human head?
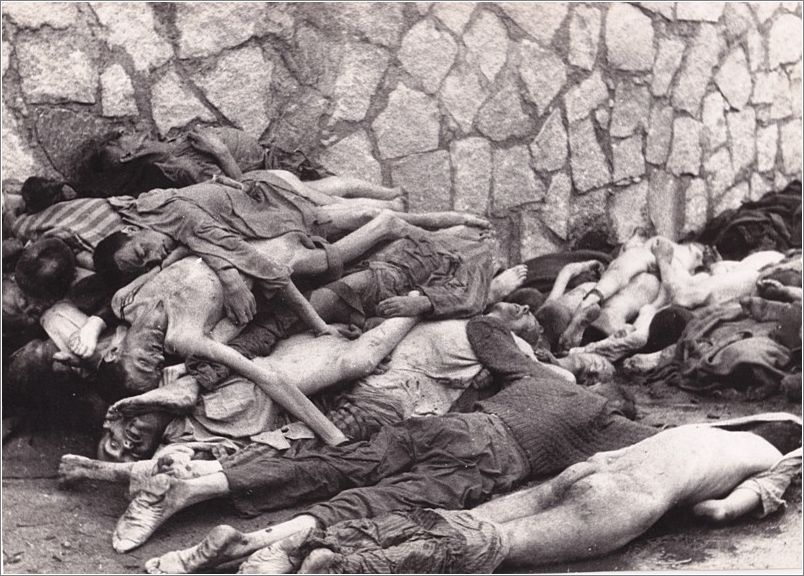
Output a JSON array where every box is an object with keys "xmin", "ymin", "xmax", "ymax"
[
  {"xmin": 20, "ymin": 177, "xmax": 77, "ymax": 214},
  {"xmin": 14, "ymin": 237, "xmax": 76, "ymax": 302},
  {"xmin": 98, "ymin": 301, "xmax": 168, "ymax": 397},
  {"xmin": 486, "ymin": 301, "xmax": 541, "ymax": 342},
  {"xmin": 505, "ymin": 287, "xmax": 546, "ymax": 312},
  {"xmin": 644, "ymin": 305, "xmax": 694, "ymax": 353},
  {"xmin": 97, "ymin": 411, "xmax": 172, "ymax": 462},
  {"xmin": 94, "ymin": 229, "xmax": 175, "ymax": 289},
  {"xmin": 2, "ymin": 275, "xmax": 46, "ymax": 331}
]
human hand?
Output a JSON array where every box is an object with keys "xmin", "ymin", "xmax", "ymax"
[
  {"xmin": 221, "ymin": 274, "xmax": 256, "ymax": 325},
  {"xmin": 314, "ymin": 324, "xmax": 343, "ymax": 339},
  {"xmin": 52, "ymin": 351, "xmax": 87, "ymax": 377},
  {"xmin": 188, "ymin": 129, "xmax": 227, "ymax": 157}
]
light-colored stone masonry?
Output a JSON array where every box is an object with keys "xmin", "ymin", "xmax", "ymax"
[{"xmin": 1, "ymin": 2, "xmax": 802, "ymax": 265}]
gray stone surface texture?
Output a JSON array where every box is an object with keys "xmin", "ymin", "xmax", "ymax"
[
  {"xmin": 492, "ymin": 145, "xmax": 545, "ymax": 214},
  {"xmin": 451, "ymin": 136, "xmax": 492, "ymax": 214},
  {"xmin": 605, "ymin": 3, "xmax": 655, "ymax": 71},
  {"xmin": 1, "ymin": 0, "xmax": 801, "ymax": 261},
  {"xmin": 667, "ymin": 116, "xmax": 703, "ymax": 176}
]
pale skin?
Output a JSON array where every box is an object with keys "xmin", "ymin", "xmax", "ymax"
[
  {"xmin": 557, "ymin": 236, "xmax": 704, "ymax": 353},
  {"xmin": 258, "ymin": 420, "xmax": 798, "ymax": 574}
]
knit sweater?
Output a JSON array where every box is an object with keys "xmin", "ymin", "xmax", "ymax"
[{"xmin": 468, "ymin": 316, "xmax": 656, "ymax": 477}]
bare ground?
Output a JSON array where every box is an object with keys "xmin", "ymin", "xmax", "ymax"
[{"xmin": 2, "ymin": 382, "xmax": 802, "ymax": 574}]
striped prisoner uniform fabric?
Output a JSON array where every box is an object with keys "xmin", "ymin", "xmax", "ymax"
[{"xmin": 10, "ymin": 198, "xmax": 125, "ymax": 252}]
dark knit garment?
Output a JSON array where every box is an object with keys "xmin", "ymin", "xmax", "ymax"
[{"xmin": 468, "ymin": 316, "xmax": 656, "ymax": 476}]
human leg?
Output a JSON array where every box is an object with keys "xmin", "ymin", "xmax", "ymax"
[
  {"xmin": 306, "ymin": 176, "xmax": 402, "ymax": 200},
  {"xmin": 590, "ymin": 273, "xmax": 662, "ymax": 336},
  {"xmin": 145, "ymin": 516, "xmax": 318, "ymax": 574}
]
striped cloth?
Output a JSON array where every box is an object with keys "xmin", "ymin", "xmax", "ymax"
[{"xmin": 9, "ymin": 197, "xmax": 125, "ymax": 252}]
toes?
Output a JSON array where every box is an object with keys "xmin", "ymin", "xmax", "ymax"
[{"xmin": 144, "ymin": 559, "xmax": 163, "ymax": 574}]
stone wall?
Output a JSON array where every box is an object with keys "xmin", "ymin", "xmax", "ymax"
[{"xmin": 2, "ymin": 2, "xmax": 802, "ymax": 266}]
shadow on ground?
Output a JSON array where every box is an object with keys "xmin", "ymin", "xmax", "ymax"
[{"xmin": 2, "ymin": 383, "xmax": 802, "ymax": 574}]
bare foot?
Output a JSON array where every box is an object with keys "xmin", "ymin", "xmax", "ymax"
[
  {"xmin": 58, "ymin": 454, "xmax": 143, "ymax": 489},
  {"xmin": 565, "ymin": 260, "xmax": 605, "ymax": 279},
  {"xmin": 113, "ymin": 473, "xmax": 194, "ymax": 552},
  {"xmin": 489, "ymin": 264, "xmax": 528, "ymax": 301},
  {"xmin": 376, "ymin": 295, "xmax": 432, "ymax": 317},
  {"xmin": 298, "ymin": 548, "xmax": 339, "ymax": 574},
  {"xmin": 557, "ymin": 302, "xmax": 601, "ymax": 354},
  {"xmin": 461, "ymin": 214, "xmax": 491, "ymax": 229},
  {"xmin": 238, "ymin": 530, "xmax": 311, "ymax": 574},
  {"xmin": 650, "ymin": 237, "xmax": 675, "ymax": 268},
  {"xmin": 111, "ymin": 386, "xmax": 197, "ymax": 418},
  {"xmin": 145, "ymin": 525, "xmax": 252, "ymax": 574},
  {"xmin": 692, "ymin": 500, "xmax": 733, "ymax": 523}
]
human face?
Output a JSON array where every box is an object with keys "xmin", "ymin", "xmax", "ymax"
[
  {"xmin": 488, "ymin": 302, "xmax": 540, "ymax": 336},
  {"xmin": 114, "ymin": 230, "xmax": 175, "ymax": 277},
  {"xmin": 98, "ymin": 412, "xmax": 166, "ymax": 462},
  {"xmin": 2, "ymin": 278, "xmax": 45, "ymax": 331}
]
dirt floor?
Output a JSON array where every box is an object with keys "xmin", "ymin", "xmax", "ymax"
[{"xmin": 2, "ymin": 382, "xmax": 802, "ymax": 574}]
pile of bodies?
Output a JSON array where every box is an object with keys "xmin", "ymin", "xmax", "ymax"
[{"xmin": 2, "ymin": 125, "xmax": 802, "ymax": 573}]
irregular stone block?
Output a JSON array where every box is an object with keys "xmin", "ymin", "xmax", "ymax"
[
  {"xmin": 757, "ymin": 124, "xmax": 779, "ymax": 172},
  {"xmin": 606, "ymin": 3, "xmax": 655, "ymax": 71},
  {"xmin": 289, "ymin": 24, "xmax": 343, "ymax": 90},
  {"xmin": 780, "ymin": 120, "xmax": 803, "ymax": 175},
  {"xmin": 33, "ymin": 108, "xmax": 114, "ymax": 181},
  {"xmin": 499, "ymin": 2, "xmax": 568, "ymax": 46},
  {"xmin": 319, "ymin": 3, "xmax": 405, "ymax": 48},
  {"xmin": 416, "ymin": 2, "xmax": 433, "ymax": 15},
  {"xmin": 569, "ymin": 5, "xmax": 601, "ymax": 70},
  {"xmin": 565, "ymin": 70, "xmax": 609, "ymax": 123},
  {"xmin": 151, "ymin": 69, "xmax": 215, "ymax": 136},
  {"xmin": 319, "ymin": 130, "xmax": 382, "ymax": 185},
  {"xmin": 769, "ymin": 14, "xmax": 803, "ymax": 68},
  {"xmin": 716, "ymin": 182, "xmax": 749, "ymax": 216},
  {"xmin": 92, "ymin": 3, "xmax": 172, "ymax": 71},
  {"xmin": 519, "ymin": 40, "xmax": 567, "ymax": 116},
  {"xmin": 790, "ymin": 62, "xmax": 803, "ymax": 119},
  {"xmin": 595, "ymin": 107, "xmax": 610, "ymax": 130},
  {"xmin": 672, "ymin": 24, "xmax": 724, "ymax": 116},
  {"xmin": 704, "ymin": 147, "xmax": 735, "ymax": 197},
  {"xmin": 751, "ymin": 71, "xmax": 779, "ymax": 104},
  {"xmin": 464, "ymin": 10, "xmax": 508, "ymax": 82},
  {"xmin": 2, "ymin": 2, "xmax": 77, "ymax": 29},
  {"xmin": 650, "ymin": 37, "xmax": 685, "ymax": 97},
  {"xmin": 2, "ymin": 104, "xmax": 39, "ymax": 184},
  {"xmin": 194, "ymin": 46, "xmax": 271, "ymax": 138},
  {"xmin": 609, "ymin": 181, "xmax": 649, "ymax": 243},
  {"xmin": 752, "ymin": 2, "xmax": 780, "ymax": 23},
  {"xmin": 373, "ymin": 84, "xmax": 440, "ymax": 159},
  {"xmin": 714, "ymin": 47, "xmax": 752, "ymax": 110},
  {"xmin": 570, "ymin": 187, "xmax": 611, "ymax": 242},
  {"xmin": 542, "ymin": 172, "xmax": 572, "ymax": 239},
  {"xmin": 750, "ymin": 173, "xmax": 771, "ymax": 200},
  {"xmin": 746, "ymin": 27, "xmax": 766, "ymax": 72},
  {"xmin": 330, "ymin": 43, "xmax": 390, "ymax": 122},
  {"xmin": 723, "ymin": 2, "xmax": 754, "ymax": 39},
  {"xmin": 667, "ymin": 117, "xmax": 703, "ymax": 176},
  {"xmin": 451, "ymin": 137, "xmax": 492, "ymax": 214},
  {"xmin": 645, "ymin": 102, "xmax": 673, "ymax": 165},
  {"xmin": 433, "ymin": 2, "xmax": 474, "ymax": 34},
  {"xmin": 610, "ymin": 81, "xmax": 650, "ymax": 137},
  {"xmin": 682, "ymin": 178, "xmax": 709, "ymax": 236},
  {"xmin": 16, "ymin": 32, "xmax": 97, "ymax": 104},
  {"xmin": 649, "ymin": 170, "xmax": 683, "ymax": 240},
  {"xmin": 638, "ymin": 3, "xmax": 675, "ymax": 19},
  {"xmin": 440, "ymin": 64, "xmax": 489, "ymax": 133},
  {"xmin": 2, "ymin": 41, "xmax": 9, "ymax": 77},
  {"xmin": 701, "ymin": 91, "xmax": 728, "ymax": 152},
  {"xmin": 612, "ymin": 135, "xmax": 645, "ymax": 182},
  {"xmin": 492, "ymin": 145, "xmax": 545, "ymax": 214},
  {"xmin": 521, "ymin": 211, "xmax": 563, "ymax": 260},
  {"xmin": 530, "ymin": 109, "xmax": 568, "ymax": 172},
  {"xmin": 100, "ymin": 64, "xmax": 137, "ymax": 118},
  {"xmin": 399, "ymin": 19, "xmax": 457, "ymax": 94},
  {"xmin": 391, "ymin": 150, "xmax": 451, "ymax": 212},
  {"xmin": 727, "ymin": 108, "xmax": 756, "ymax": 173},
  {"xmin": 477, "ymin": 74, "xmax": 535, "ymax": 142},
  {"xmin": 676, "ymin": 2, "xmax": 725, "ymax": 22},
  {"xmin": 270, "ymin": 89, "xmax": 328, "ymax": 151},
  {"xmin": 770, "ymin": 70, "xmax": 794, "ymax": 120},
  {"xmin": 569, "ymin": 118, "xmax": 611, "ymax": 192}
]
